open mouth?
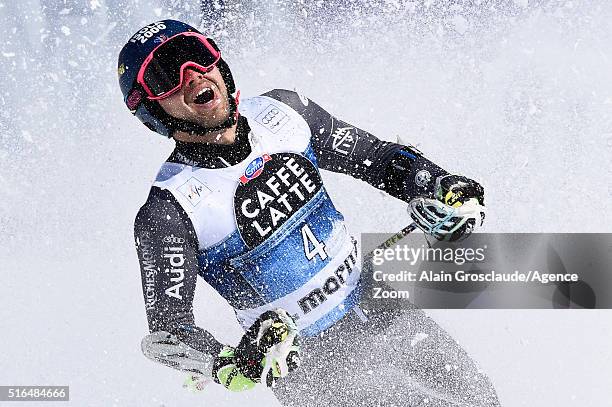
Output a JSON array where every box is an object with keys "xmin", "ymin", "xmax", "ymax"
[{"xmin": 194, "ymin": 87, "xmax": 215, "ymax": 105}]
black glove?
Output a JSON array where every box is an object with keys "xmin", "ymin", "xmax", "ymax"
[
  {"xmin": 212, "ymin": 309, "xmax": 300, "ymax": 391},
  {"xmin": 435, "ymin": 174, "xmax": 484, "ymax": 207}
]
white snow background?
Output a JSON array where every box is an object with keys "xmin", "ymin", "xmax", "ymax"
[{"xmin": 1, "ymin": 0, "xmax": 611, "ymax": 406}]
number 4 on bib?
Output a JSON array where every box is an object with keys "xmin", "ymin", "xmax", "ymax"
[{"xmin": 301, "ymin": 224, "xmax": 327, "ymax": 261}]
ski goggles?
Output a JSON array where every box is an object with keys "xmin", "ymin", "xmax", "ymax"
[{"xmin": 136, "ymin": 32, "xmax": 221, "ymax": 100}]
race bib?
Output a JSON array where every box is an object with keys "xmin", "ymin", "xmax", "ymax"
[{"xmin": 234, "ymin": 153, "xmax": 323, "ymax": 248}]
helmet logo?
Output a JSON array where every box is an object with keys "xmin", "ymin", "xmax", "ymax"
[
  {"xmin": 154, "ymin": 34, "xmax": 169, "ymax": 44},
  {"xmin": 240, "ymin": 154, "xmax": 272, "ymax": 184},
  {"xmin": 129, "ymin": 22, "xmax": 167, "ymax": 44},
  {"xmin": 118, "ymin": 63, "xmax": 126, "ymax": 76},
  {"xmin": 126, "ymin": 89, "xmax": 143, "ymax": 112}
]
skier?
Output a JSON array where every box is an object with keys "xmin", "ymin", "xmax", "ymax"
[{"xmin": 118, "ymin": 19, "xmax": 497, "ymax": 406}]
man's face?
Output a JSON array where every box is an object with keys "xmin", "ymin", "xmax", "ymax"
[{"xmin": 157, "ymin": 66, "xmax": 230, "ymax": 129}]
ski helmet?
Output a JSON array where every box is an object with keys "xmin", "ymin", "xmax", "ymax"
[{"xmin": 117, "ymin": 20, "xmax": 237, "ymax": 138}]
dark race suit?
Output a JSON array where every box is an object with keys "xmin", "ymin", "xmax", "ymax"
[{"xmin": 134, "ymin": 89, "xmax": 500, "ymax": 406}]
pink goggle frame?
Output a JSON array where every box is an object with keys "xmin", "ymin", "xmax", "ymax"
[{"xmin": 136, "ymin": 32, "xmax": 221, "ymax": 101}]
